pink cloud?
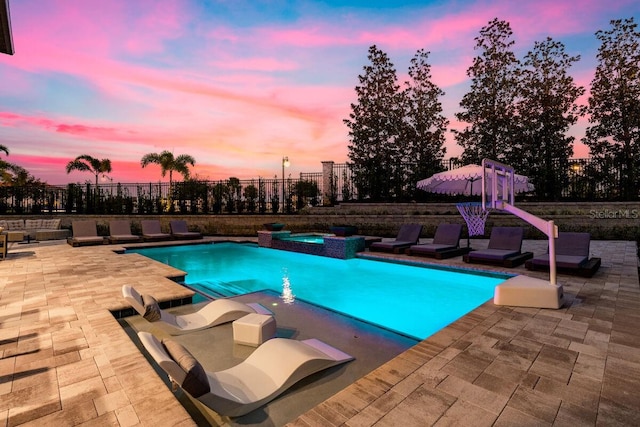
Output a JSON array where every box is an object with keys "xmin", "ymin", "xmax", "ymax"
[
  {"xmin": 211, "ymin": 57, "xmax": 300, "ymax": 72},
  {"xmin": 1, "ymin": 0, "xmax": 633, "ymax": 185}
]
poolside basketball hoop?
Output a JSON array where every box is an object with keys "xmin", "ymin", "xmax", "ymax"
[{"xmin": 456, "ymin": 202, "xmax": 490, "ymax": 247}]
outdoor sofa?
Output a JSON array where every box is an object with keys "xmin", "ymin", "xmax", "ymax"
[{"xmin": 0, "ymin": 218, "xmax": 70, "ymax": 242}]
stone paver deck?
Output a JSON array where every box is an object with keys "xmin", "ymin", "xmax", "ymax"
[{"xmin": 0, "ymin": 237, "xmax": 638, "ymax": 426}]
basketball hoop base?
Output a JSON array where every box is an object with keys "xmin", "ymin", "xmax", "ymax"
[{"xmin": 494, "ymin": 275, "xmax": 564, "ymax": 309}]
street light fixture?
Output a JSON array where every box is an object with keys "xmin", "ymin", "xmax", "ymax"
[{"xmin": 282, "ymin": 156, "xmax": 290, "ymax": 212}]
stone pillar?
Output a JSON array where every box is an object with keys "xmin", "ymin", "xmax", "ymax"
[{"xmin": 321, "ymin": 161, "xmax": 334, "ymax": 206}]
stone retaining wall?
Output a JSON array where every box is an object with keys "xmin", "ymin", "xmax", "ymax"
[{"xmin": 11, "ymin": 201, "xmax": 640, "ymax": 240}]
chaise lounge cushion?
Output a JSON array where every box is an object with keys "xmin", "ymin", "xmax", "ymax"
[
  {"xmin": 169, "ymin": 220, "xmax": 202, "ymax": 239},
  {"xmin": 141, "ymin": 220, "xmax": 172, "ymax": 241},
  {"xmin": 109, "ymin": 220, "xmax": 142, "ymax": 243},
  {"xmin": 469, "ymin": 248, "xmax": 520, "ymax": 261},
  {"xmin": 487, "ymin": 227, "xmax": 523, "ymax": 251},
  {"xmin": 527, "ymin": 254, "xmax": 588, "ymax": 269},
  {"xmin": 468, "ymin": 226, "xmax": 523, "ymax": 260},
  {"xmin": 162, "ymin": 339, "xmax": 210, "ymax": 398},
  {"xmin": 407, "ymin": 223, "xmax": 464, "ymax": 258},
  {"xmin": 370, "ymin": 224, "xmax": 423, "ymax": 253},
  {"xmin": 464, "ymin": 227, "xmax": 532, "ymax": 267},
  {"xmin": 530, "ymin": 232, "xmax": 590, "ymax": 268}
]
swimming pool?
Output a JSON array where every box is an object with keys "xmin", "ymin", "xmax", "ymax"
[{"xmin": 128, "ymin": 243, "xmax": 509, "ymax": 340}]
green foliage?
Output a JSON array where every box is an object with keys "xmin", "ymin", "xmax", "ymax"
[
  {"xmin": 402, "ymin": 49, "xmax": 448, "ymax": 194},
  {"xmin": 173, "ymin": 179, "xmax": 208, "ymax": 214},
  {"xmin": 345, "ymin": 45, "xmax": 448, "ymax": 201},
  {"xmin": 211, "ymin": 182, "xmax": 227, "ymax": 214},
  {"xmin": 294, "ymin": 180, "xmax": 320, "ymax": 209},
  {"xmin": 518, "ymin": 37, "xmax": 586, "ymax": 200},
  {"xmin": 258, "ymin": 179, "xmax": 267, "ymax": 214},
  {"xmin": 225, "ymin": 177, "xmax": 242, "ymax": 213},
  {"xmin": 65, "ymin": 155, "xmax": 112, "ymax": 186},
  {"xmin": 270, "ymin": 177, "xmax": 280, "ymax": 213},
  {"xmin": 340, "ymin": 170, "xmax": 349, "ymax": 203},
  {"xmin": 455, "ymin": 18, "xmax": 520, "ymax": 165},
  {"xmin": 583, "ymin": 17, "xmax": 640, "ymax": 200},
  {"xmin": 345, "ymin": 45, "xmax": 404, "ymax": 200},
  {"xmin": 244, "ymin": 182, "xmax": 258, "ymax": 213},
  {"xmin": 140, "ymin": 150, "xmax": 195, "ymax": 186}
]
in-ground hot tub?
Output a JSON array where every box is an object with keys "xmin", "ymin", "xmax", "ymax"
[{"xmin": 257, "ymin": 231, "xmax": 365, "ymax": 259}]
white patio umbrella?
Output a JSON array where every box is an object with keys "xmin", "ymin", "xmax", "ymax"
[
  {"xmin": 417, "ymin": 164, "xmax": 534, "ymax": 248},
  {"xmin": 416, "ymin": 164, "xmax": 534, "ymax": 196}
]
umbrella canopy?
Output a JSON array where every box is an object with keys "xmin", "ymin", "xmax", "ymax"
[{"xmin": 416, "ymin": 164, "xmax": 534, "ymax": 196}]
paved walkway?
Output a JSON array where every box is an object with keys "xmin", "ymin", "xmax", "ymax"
[{"xmin": 0, "ymin": 237, "xmax": 638, "ymax": 426}]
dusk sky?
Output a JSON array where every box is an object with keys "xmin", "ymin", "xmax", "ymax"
[{"xmin": 1, "ymin": 0, "xmax": 639, "ymax": 185}]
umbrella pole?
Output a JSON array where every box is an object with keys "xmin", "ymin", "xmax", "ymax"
[{"xmin": 467, "ymin": 179, "xmax": 473, "ymax": 248}]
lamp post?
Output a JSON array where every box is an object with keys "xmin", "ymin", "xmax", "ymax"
[{"xmin": 282, "ymin": 156, "xmax": 290, "ymax": 213}]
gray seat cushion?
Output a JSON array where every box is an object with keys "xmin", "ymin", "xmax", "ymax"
[
  {"xmin": 432, "ymin": 224, "xmax": 462, "ymax": 247},
  {"xmin": 487, "ymin": 227, "xmax": 524, "ymax": 252},
  {"xmin": 468, "ymin": 249, "xmax": 520, "ymax": 261}
]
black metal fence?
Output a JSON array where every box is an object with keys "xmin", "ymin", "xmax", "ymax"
[
  {"xmin": 0, "ymin": 158, "xmax": 634, "ymax": 215},
  {"xmin": 0, "ymin": 177, "xmax": 322, "ymax": 215}
]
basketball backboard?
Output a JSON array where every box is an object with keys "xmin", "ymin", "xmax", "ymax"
[{"xmin": 481, "ymin": 158, "xmax": 515, "ymax": 211}]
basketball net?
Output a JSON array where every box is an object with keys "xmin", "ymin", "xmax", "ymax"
[{"xmin": 456, "ymin": 202, "xmax": 490, "ymax": 237}]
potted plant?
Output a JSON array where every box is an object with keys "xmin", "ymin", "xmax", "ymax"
[
  {"xmin": 264, "ymin": 223, "xmax": 285, "ymax": 231},
  {"xmin": 330, "ymin": 225, "xmax": 358, "ymax": 237}
]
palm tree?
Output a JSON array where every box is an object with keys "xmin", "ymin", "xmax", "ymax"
[
  {"xmin": 0, "ymin": 144, "xmax": 10, "ymax": 182},
  {"xmin": 140, "ymin": 150, "xmax": 195, "ymax": 186},
  {"xmin": 65, "ymin": 155, "xmax": 112, "ymax": 186}
]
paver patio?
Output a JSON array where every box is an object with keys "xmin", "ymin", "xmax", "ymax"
[{"xmin": 0, "ymin": 237, "xmax": 637, "ymax": 426}]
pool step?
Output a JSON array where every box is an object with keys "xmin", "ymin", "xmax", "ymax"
[{"xmin": 193, "ymin": 279, "xmax": 258, "ymax": 297}]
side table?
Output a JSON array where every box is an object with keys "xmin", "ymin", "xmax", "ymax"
[
  {"xmin": 0, "ymin": 233, "xmax": 7, "ymax": 260},
  {"xmin": 232, "ymin": 313, "xmax": 277, "ymax": 347}
]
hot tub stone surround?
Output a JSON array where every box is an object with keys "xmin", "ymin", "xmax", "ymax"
[{"xmin": 258, "ymin": 230, "xmax": 365, "ymax": 259}]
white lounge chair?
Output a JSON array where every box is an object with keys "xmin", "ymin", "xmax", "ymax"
[
  {"xmin": 138, "ymin": 331, "xmax": 354, "ymax": 417},
  {"xmin": 122, "ymin": 285, "xmax": 271, "ymax": 335}
]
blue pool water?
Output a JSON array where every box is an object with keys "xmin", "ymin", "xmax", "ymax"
[
  {"xmin": 128, "ymin": 243, "xmax": 508, "ymax": 340},
  {"xmin": 277, "ymin": 234, "xmax": 328, "ymax": 244}
]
